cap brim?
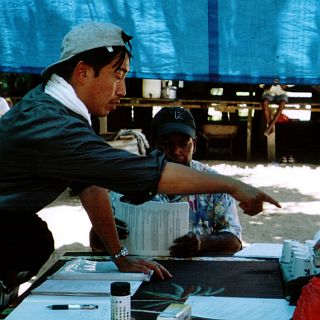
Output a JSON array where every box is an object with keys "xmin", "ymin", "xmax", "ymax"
[
  {"xmin": 157, "ymin": 123, "xmax": 196, "ymax": 138},
  {"xmin": 41, "ymin": 56, "xmax": 73, "ymax": 79}
]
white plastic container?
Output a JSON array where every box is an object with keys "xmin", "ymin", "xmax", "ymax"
[
  {"xmin": 142, "ymin": 79, "xmax": 161, "ymax": 98},
  {"xmin": 111, "ymin": 282, "xmax": 131, "ymax": 320},
  {"xmin": 281, "ymin": 239, "xmax": 299, "ymax": 263},
  {"xmin": 157, "ymin": 303, "xmax": 191, "ymax": 320}
]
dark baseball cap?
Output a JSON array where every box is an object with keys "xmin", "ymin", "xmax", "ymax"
[{"xmin": 151, "ymin": 107, "xmax": 196, "ymax": 138}]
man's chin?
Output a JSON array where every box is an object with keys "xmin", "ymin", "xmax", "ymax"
[{"xmin": 104, "ymin": 105, "xmax": 117, "ymax": 116}]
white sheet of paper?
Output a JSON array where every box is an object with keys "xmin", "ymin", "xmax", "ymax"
[
  {"xmin": 5, "ymin": 295, "xmax": 111, "ymax": 320},
  {"xmin": 114, "ymin": 198, "xmax": 189, "ymax": 256},
  {"xmin": 49, "ymin": 258, "xmax": 152, "ymax": 281},
  {"xmin": 186, "ymin": 296, "xmax": 295, "ymax": 320},
  {"xmin": 31, "ymin": 279, "xmax": 142, "ymax": 296},
  {"xmin": 234, "ymin": 243, "xmax": 283, "ymax": 259}
]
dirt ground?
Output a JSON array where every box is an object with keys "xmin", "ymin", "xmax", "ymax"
[
  {"xmin": 29, "ymin": 160, "xmax": 320, "ymax": 286},
  {"xmin": 215, "ymin": 161, "xmax": 320, "ymax": 245}
]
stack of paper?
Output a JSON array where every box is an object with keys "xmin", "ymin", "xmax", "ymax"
[
  {"xmin": 114, "ymin": 196, "xmax": 190, "ymax": 256},
  {"xmin": 49, "ymin": 258, "xmax": 153, "ymax": 281},
  {"xmin": 5, "ymin": 258, "xmax": 147, "ymax": 320},
  {"xmin": 234, "ymin": 243, "xmax": 283, "ymax": 259},
  {"xmin": 31, "ymin": 279, "xmax": 142, "ymax": 297},
  {"xmin": 186, "ymin": 296, "xmax": 295, "ymax": 320}
]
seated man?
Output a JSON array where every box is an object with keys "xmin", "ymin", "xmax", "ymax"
[
  {"xmin": 149, "ymin": 107, "xmax": 242, "ymax": 257},
  {"xmin": 260, "ymin": 83, "xmax": 289, "ymax": 136},
  {"xmin": 90, "ymin": 107, "xmax": 242, "ymax": 257}
]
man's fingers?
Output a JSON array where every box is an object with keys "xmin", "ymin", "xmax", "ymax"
[
  {"xmin": 115, "ymin": 218, "xmax": 128, "ymax": 227},
  {"xmin": 115, "ymin": 218, "xmax": 129, "ymax": 239},
  {"xmin": 239, "ymin": 192, "xmax": 281, "ymax": 216},
  {"xmin": 173, "ymin": 232, "xmax": 193, "ymax": 243},
  {"xmin": 239, "ymin": 201, "xmax": 262, "ymax": 216},
  {"xmin": 170, "ymin": 234, "xmax": 201, "ymax": 257},
  {"xmin": 138, "ymin": 260, "xmax": 172, "ymax": 279},
  {"xmin": 262, "ymin": 193, "xmax": 281, "ymax": 208},
  {"xmin": 116, "ymin": 258, "xmax": 172, "ymax": 280}
]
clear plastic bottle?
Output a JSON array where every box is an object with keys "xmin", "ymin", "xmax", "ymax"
[{"xmin": 111, "ymin": 282, "xmax": 131, "ymax": 320}]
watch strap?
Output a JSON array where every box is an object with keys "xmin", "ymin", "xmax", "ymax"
[{"xmin": 111, "ymin": 246, "xmax": 129, "ymax": 261}]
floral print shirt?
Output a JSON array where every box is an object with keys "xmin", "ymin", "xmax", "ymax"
[{"xmin": 153, "ymin": 160, "xmax": 242, "ymax": 240}]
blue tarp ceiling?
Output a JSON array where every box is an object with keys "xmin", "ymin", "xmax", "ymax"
[{"xmin": 1, "ymin": 0, "xmax": 320, "ymax": 84}]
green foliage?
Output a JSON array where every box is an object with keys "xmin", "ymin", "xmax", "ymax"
[{"xmin": 0, "ymin": 73, "xmax": 41, "ymax": 97}]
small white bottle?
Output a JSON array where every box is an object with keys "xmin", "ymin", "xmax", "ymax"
[{"xmin": 111, "ymin": 281, "xmax": 131, "ymax": 320}]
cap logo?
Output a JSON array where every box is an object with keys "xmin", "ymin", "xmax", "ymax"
[{"xmin": 173, "ymin": 109, "xmax": 185, "ymax": 120}]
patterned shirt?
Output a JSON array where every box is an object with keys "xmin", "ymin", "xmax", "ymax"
[{"xmin": 153, "ymin": 160, "xmax": 242, "ymax": 240}]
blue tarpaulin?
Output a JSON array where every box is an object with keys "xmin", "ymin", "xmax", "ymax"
[{"xmin": 1, "ymin": 0, "xmax": 320, "ymax": 84}]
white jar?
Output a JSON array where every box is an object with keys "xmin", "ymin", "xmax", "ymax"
[
  {"xmin": 111, "ymin": 282, "xmax": 131, "ymax": 320},
  {"xmin": 142, "ymin": 79, "xmax": 161, "ymax": 98}
]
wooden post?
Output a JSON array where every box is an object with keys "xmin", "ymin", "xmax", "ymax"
[
  {"xmin": 267, "ymin": 130, "xmax": 276, "ymax": 161},
  {"xmin": 266, "ymin": 108, "xmax": 276, "ymax": 162}
]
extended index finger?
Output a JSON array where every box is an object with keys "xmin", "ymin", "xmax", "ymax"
[{"xmin": 263, "ymin": 193, "xmax": 281, "ymax": 208}]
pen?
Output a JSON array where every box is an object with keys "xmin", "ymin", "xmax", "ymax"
[{"xmin": 47, "ymin": 304, "xmax": 98, "ymax": 310}]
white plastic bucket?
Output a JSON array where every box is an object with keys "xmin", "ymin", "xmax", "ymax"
[{"xmin": 142, "ymin": 79, "xmax": 161, "ymax": 99}]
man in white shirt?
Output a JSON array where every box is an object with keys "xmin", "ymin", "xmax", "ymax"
[
  {"xmin": 0, "ymin": 97, "xmax": 10, "ymax": 117},
  {"xmin": 260, "ymin": 83, "xmax": 289, "ymax": 136}
]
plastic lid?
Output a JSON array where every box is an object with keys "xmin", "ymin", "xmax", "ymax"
[{"xmin": 111, "ymin": 282, "xmax": 130, "ymax": 296}]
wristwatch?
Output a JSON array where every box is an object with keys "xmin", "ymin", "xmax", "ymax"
[{"xmin": 111, "ymin": 246, "xmax": 129, "ymax": 261}]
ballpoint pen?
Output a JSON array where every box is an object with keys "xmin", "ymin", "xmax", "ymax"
[{"xmin": 47, "ymin": 304, "xmax": 98, "ymax": 310}]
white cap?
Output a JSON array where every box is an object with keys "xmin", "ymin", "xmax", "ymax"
[{"xmin": 42, "ymin": 21, "xmax": 131, "ymax": 78}]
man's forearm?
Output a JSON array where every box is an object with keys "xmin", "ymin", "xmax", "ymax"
[
  {"xmin": 79, "ymin": 186, "xmax": 122, "ymax": 255},
  {"xmin": 158, "ymin": 162, "xmax": 237, "ymax": 195},
  {"xmin": 79, "ymin": 186, "xmax": 172, "ymax": 279},
  {"xmin": 158, "ymin": 162, "xmax": 281, "ymax": 216}
]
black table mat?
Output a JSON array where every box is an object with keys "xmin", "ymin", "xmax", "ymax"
[{"xmin": 132, "ymin": 259, "xmax": 284, "ymax": 319}]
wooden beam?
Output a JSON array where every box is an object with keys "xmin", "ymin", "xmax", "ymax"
[{"xmin": 118, "ymin": 97, "xmax": 320, "ymax": 111}]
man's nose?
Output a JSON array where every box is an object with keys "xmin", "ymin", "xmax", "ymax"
[
  {"xmin": 171, "ymin": 145, "xmax": 182, "ymax": 155},
  {"xmin": 116, "ymin": 80, "xmax": 126, "ymax": 97}
]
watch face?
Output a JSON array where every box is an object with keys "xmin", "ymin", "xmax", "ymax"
[{"xmin": 112, "ymin": 247, "xmax": 129, "ymax": 261}]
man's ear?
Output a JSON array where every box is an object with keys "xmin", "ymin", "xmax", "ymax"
[
  {"xmin": 73, "ymin": 61, "xmax": 91, "ymax": 84},
  {"xmin": 193, "ymin": 137, "xmax": 197, "ymax": 154}
]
